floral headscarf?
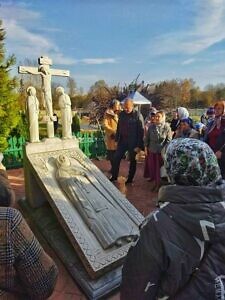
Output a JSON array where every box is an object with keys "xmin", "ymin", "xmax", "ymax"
[{"xmin": 165, "ymin": 138, "xmax": 221, "ymax": 186}]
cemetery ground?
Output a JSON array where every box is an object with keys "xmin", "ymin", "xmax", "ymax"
[{"xmin": 8, "ymin": 158, "xmax": 157, "ymax": 300}]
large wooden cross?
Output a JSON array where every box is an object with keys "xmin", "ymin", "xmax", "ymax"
[{"xmin": 18, "ymin": 56, "xmax": 70, "ymax": 119}]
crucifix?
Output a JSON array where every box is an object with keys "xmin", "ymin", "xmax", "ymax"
[{"xmin": 18, "ymin": 56, "xmax": 70, "ymax": 138}]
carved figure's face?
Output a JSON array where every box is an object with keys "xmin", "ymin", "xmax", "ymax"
[
  {"xmin": 58, "ymin": 155, "xmax": 71, "ymax": 167},
  {"xmin": 39, "ymin": 65, "xmax": 49, "ymax": 74},
  {"xmin": 56, "ymin": 87, "xmax": 64, "ymax": 95},
  {"xmin": 27, "ymin": 87, "xmax": 36, "ymax": 96}
]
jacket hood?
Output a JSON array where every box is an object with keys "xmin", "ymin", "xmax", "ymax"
[{"xmin": 157, "ymin": 183, "xmax": 225, "ymax": 242}]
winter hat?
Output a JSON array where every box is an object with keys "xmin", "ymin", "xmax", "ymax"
[
  {"xmin": 180, "ymin": 118, "xmax": 192, "ymax": 126},
  {"xmin": 165, "ymin": 138, "xmax": 221, "ymax": 186},
  {"xmin": 149, "ymin": 107, "xmax": 158, "ymax": 116},
  {"xmin": 206, "ymin": 107, "xmax": 215, "ymax": 116}
]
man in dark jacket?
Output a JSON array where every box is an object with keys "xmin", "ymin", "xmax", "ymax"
[
  {"xmin": 110, "ymin": 98, "xmax": 144, "ymax": 184},
  {"xmin": 121, "ymin": 138, "xmax": 225, "ymax": 299}
]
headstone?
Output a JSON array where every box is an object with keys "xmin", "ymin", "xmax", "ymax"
[
  {"xmin": 20, "ymin": 60, "xmax": 144, "ymax": 298},
  {"xmin": 23, "ymin": 138, "xmax": 144, "ymax": 281}
]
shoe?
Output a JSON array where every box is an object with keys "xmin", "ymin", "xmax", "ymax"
[
  {"xmin": 109, "ymin": 176, "xmax": 117, "ymax": 182},
  {"xmin": 125, "ymin": 179, "xmax": 133, "ymax": 185}
]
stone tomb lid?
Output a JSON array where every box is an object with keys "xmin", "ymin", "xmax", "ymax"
[{"xmin": 27, "ymin": 147, "xmax": 144, "ymax": 279}]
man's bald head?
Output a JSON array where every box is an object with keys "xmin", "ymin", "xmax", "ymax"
[{"xmin": 123, "ymin": 98, "xmax": 134, "ymax": 114}]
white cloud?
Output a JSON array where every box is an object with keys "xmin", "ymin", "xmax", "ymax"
[
  {"xmin": 150, "ymin": 0, "xmax": 225, "ymax": 56},
  {"xmin": 50, "ymin": 53, "xmax": 78, "ymax": 65},
  {"xmin": 80, "ymin": 58, "xmax": 118, "ymax": 65},
  {"xmin": 2, "ymin": 2, "xmax": 118, "ymax": 67},
  {"xmin": 1, "ymin": 2, "xmax": 40, "ymax": 22},
  {"xmin": 181, "ymin": 58, "xmax": 196, "ymax": 65},
  {"xmin": 1, "ymin": 2, "xmax": 76, "ymax": 65}
]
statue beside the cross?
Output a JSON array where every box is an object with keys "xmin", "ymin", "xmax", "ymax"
[{"xmin": 19, "ymin": 56, "xmax": 70, "ymax": 122}]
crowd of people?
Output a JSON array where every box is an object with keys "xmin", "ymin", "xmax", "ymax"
[
  {"xmin": 103, "ymin": 99, "xmax": 225, "ymax": 188},
  {"xmin": 102, "ymin": 98, "xmax": 225, "ymax": 299}
]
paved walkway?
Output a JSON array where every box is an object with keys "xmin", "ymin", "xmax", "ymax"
[{"xmin": 7, "ymin": 159, "xmax": 158, "ymax": 300}]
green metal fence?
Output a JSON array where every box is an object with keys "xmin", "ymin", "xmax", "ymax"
[
  {"xmin": 3, "ymin": 136, "xmax": 26, "ymax": 169},
  {"xmin": 3, "ymin": 132, "xmax": 106, "ymax": 169}
]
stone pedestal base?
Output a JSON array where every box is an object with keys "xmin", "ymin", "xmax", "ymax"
[
  {"xmin": 19, "ymin": 198, "xmax": 121, "ymax": 300},
  {"xmin": 47, "ymin": 120, "xmax": 54, "ymax": 138}
]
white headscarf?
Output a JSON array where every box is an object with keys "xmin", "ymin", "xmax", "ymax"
[{"xmin": 177, "ymin": 107, "xmax": 189, "ymax": 120}]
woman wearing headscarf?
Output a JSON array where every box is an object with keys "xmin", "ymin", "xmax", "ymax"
[
  {"xmin": 177, "ymin": 106, "xmax": 189, "ymax": 120},
  {"xmin": 174, "ymin": 118, "xmax": 199, "ymax": 139},
  {"xmin": 205, "ymin": 100, "xmax": 225, "ymax": 178},
  {"xmin": 144, "ymin": 110, "xmax": 172, "ymax": 191},
  {"xmin": 121, "ymin": 138, "xmax": 225, "ymax": 300},
  {"xmin": 174, "ymin": 107, "xmax": 193, "ymax": 138},
  {"xmin": 143, "ymin": 109, "xmax": 157, "ymax": 179}
]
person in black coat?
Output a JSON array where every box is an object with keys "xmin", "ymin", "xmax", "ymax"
[{"xmin": 110, "ymin": 98, "xmax": 144, "ymax": 184}]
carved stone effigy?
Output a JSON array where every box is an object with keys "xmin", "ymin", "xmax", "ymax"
[{"xmin": 23, "ymin": 138, "xmax": 144, "ymax": 280}]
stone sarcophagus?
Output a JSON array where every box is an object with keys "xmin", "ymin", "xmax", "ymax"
[{"xmin": 23, "ymin": 137, "xmax": 144, "ymax": 298}]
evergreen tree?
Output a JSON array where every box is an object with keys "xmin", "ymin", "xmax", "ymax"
[{"xmin": 0, "ymin": 20, "xmax": 20, "ymax": 151}]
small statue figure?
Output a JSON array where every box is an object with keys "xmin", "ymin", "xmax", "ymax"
[
  {"xmin": 26, "ymin": 86, "xmax": 40, "ymax": 143},
  {"xmin": 38, "ymin": 65, "xmax": 54, "ymax": 121},
  {"xmin": 55, "ymin": 154, "xmax": 137, "ymax": 249},
  {"xmin": 56, "ymin": 87, "xmax": 72, "ymax": 139}
]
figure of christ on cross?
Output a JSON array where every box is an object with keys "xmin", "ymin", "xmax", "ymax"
[{"xmin": 18, "ymin": 56, "xmax": 69, "ymax": 121}]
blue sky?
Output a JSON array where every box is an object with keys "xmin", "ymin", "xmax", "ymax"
[{"xmin": 1, "ymin": 0, "xmax": 225, "ymax": 92}]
